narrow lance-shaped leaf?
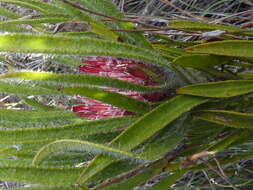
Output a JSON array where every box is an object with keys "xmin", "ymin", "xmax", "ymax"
[
  {"xmin": 195, "ymin": 110, "xmax": 253, "ymax": 128},
  {"xmin": 20, "ymin": 96, "xmax": 58, "ymax": 111},
  {"xmin": 0, "ymin": 147, "xmax": 18, "ymax": 158},
  {"xmin": 0, "ymin": 17, "xmax": 71, "ymax": 26},
  {"xmin": 170, "ymin": 19, "xmax": 253, "ymax": 37},
  {"xmin": 0, "ymin": 24, "xmax": 28, "ymax": 33},
  {"xmin": 101, "ymin": 151, "xmax": 188, "ymax": 190},
  {"xmin": 0, "ymin": 117, "xmax": 78, "ymax": 129},
  {"xmin": 191, "ymin": 148, "xmax": 253, "ymax": 171},
  {"xmin": 0, "ymin": 72, "xmax": 167, "ymax": 92},
  {"xmin": 0, "ymin": 116, "xmax": 137, "ymax": 144},
  {"xmin": 102, "ymin": 166, "xmax": 156, "ymax": 190},
  {"xmin": 186, "ymin": 40, "xmax": 253, "ymax": 58},
  {"xmin": 26, "ymin": 0, "xmax": 66, "ymax": 14},
  {"xmin": 112, "ymin": 96, "xmax": 206, "ymax": 151},
  {"xmin": 57, "ymin": 85, "xmax": 151, "ymax": 114},
  {"xmin": 221, "ymin": 151, "xmax": 253, "ymax": 167},
  {"xmin": 148, "ymin": 169, "xmax": 187, "ymax": 190},
  {"xmin": 0, "ymin": 0, "xmax": 66, "ymax": 14},
  {"xmin": 177, "ymin": 80, "xmax": 253, "ymax": 98},
  {"xmin": 0, "ymin": 34, "xmax": 170, "ymax": 68},
  {"xmin": 51, "ymin": 0, "xmax": 119, "ymax": 41},
  {"xmin": 50, "ymin": 56, "xmax": 82, "ymax": 67},
  {"xmin": 33, "ymin": 139, "xmax": 144, "ymax": 166},
  {"xmin": 0, "ymin": 7, "xmax": 19, "ymax": 19},
  {"xmin": 170, "ymin": 19, "xmax": 240, "ymax": 32},
  {"xmin": 142, "ymin": 135, "xmax": 183, "ymax": 162},
  {"xmin": 77, "ymin": 95, "xmax": 207, "ymax": 183},
  {"xmin": 173, "ymin": 54, "xmax": 230, "ymax": 69},
  {"xmin": 7, "ymin": 185, "xmax": 87, "ymax": 190},
  {"xmin": 0, "ymin": 0, "xmax": 49, "ymax": 14},
  {"xmin": 172, "ymin": 54, "xmax": 239, "ymax": 79},
  {"xmin": 73, "ymin": 0, "xmax": 152, "ymax": 48},
  {"xmin": 75, "ymin": 0, "xmax": 123, "ymax": 18},
  {"xmin": 0, "ymin": 80, "xmax": 60, "ymax": 95},
  {"xmin": 0, "ymin": 109, "xmax": 78, "ymax": 123},
  {"xmin": 207, "ymin": 129, "xmax": 251, "ymax": 153},
  {"xmin": 0, "ymin": 165, "xmax": 83, "ymax": 185}
]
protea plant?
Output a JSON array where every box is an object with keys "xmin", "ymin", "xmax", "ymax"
[{"xmin": 0, "ymin": 0, "xmax": 252, "ymax": 190}]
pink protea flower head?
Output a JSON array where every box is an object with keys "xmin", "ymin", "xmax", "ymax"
[{"xmin": 72, "ymin": 56, "xmax": 163, "ymax": 120}]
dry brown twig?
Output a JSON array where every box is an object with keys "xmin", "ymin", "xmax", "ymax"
[
  {"xmin": 59, "ymin": 0, "xmax": 208, "ymax": 39},
  {"xmin": 202, "ymin": 158, "xmax": 239, "ymax": 190},
  {"xmin": 160, "ymin": 0, "xmax": 207, "ymax": 21},
  {"xmin": 59, "ymin": 0, "xmax": 161, "ymax": 29}
]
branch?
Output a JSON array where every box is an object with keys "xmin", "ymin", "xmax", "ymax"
[
  {"xmin": 59, "ymin": 0, "xmax": 161, "ymax": 29},
  {"xmin": 93, "ymin": 145, "xmax": 186, "ymax": 190}
]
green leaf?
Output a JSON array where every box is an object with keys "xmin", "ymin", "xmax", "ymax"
[
  {"xmin": 0, "ymin": 24, "xmax": 28, "ymax": 33},
  {"xmin": 170, "ymin": 19, "xmax": 253, "ymax": 37},
  {"xmin": 0, "ymin": 116, "xmax": 136, "ymax": 144},
  {"xmin": 0, "ymin": 109, "xmax": 77, "ymax": 124},
  {"xmin": 208, "ymin": 129, "xmax": 250, "ymax": 153},
  {"xmin": 25, "ymin": 1, "xmax": 66, "ymax": 14},
  {"xmin": 195, "ymin": 110, "xmax": 253, "ymax": 128},
  {"xmin": 50, "ymin": 56, "xmax": 82, "ymax": 67},
  {"xmin": 0, "ymin": 147, "xmax": 18, "ymax": 158},
  {"xmin": 177, "ymin": 80, "xmax": 253, "ymax": 98},
  {"xmin": 0, "ymin": 0, "xmax": 50, "ymax": 14},
  {"xmin": 221, "ymin": 151, "xmax": 253, "ymax": 166},
  {"xmin": 9, "ymin": 186, "xmax": 86, "ymax": 190},
  {"xmin": 90, "ymin": 22, "xmax": 119, "ymax": 41},
  {"xmin": 0, "ymin": 80, "xmax": 60, "ymax": 95},
  {"xmin": 111, "ymin": 95, "xmax": 206, "ymax": 151},
  {"xmin": 173, "ymin": 54, "xmax": 230, "ymax": 69},
  {"xmin": 0, "ymin": 165, "xmax": 83, "ymax": 185},
  {"xmin": 102, "ymin": 168, "xmax": 154, "ymax": 190},
  {"xmin": 148, "ymin": 169, "xmax": 187, "ymax": 190},
  {"xmin": 0, "ymin": 34, "xmax": 169, "ymax": 68},
  {"xmin": 20, "ymin": 96, "xmax": 58, "ymax": 111},
  {"xmin": 77, "ymin": 95, "xmax": 207, "ymax": 183},
  {"xmin": 170, "ymin": 19, "xmax": 240, "ymax": 32},
  {"xmin": 52, "ymin": 0, "xmax": 85, "ymax": 17},
  {"xmin": 0, "ymin": 115, "xmax": 79, "ymax": 129},
  {"xmin": 74, "ymin": 0, "xmax": 123, "ymax": 18},
  {"xmin": 51, "ymin": 0, "xmax": 118, "ymax": 41},
  {"xmin": 88, "ymin": 160, "xmax": 138, "ymax": 183},
  {"xmin": 101, "ymin": 156, "xmax": 187, "ymax": 190},
  {"xmin": 0, "ymin": 7, "xmax": 19, "ymax": 19},
  {"xmin": 0, "ymin": 0, "xmax": 66, "ymax": 14},
  {"xmin": 57, "ymin": 86, "xmax": 151, "ymax": 114},
  {"xmin": 33, "ymin": 139, "xmax": 143, "ymax": 166},
  {"xmin": 1, "ymin": 72, "xmax": 166, "ymax": 92},
  {"xmin": 186, "ymin": 40, "xmax": 253, "ymax": 58},
  {"xmin": 141, "ymin": 115, "xmax": 187, "ymax": 160},
  {"xmin": 0, "ymin": 17, "xmax": 71, "ymax": 26},
  {"xmin": 153, "ymin": 43, "xmax": 186, "ymax": 57},
  {"xmin": 72, "ymin": 0, "xmax": 152, "ymax": 48},
  {"xmin": 173, "ymin": 54, "xmax": 239, "ymax": 79}
]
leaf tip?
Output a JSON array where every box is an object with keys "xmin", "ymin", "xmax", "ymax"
[
  {"xmin": 176, "ymin": 88, "xmax": 183, "ymax": 94},
  {"xmin": 185, "ymin": 47, "xmax": 193, "ymax": 51}
]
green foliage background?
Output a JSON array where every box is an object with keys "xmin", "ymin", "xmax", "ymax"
[{"xmin": 0, "ymin": 0, "xmax": 253, "ymax": 189}]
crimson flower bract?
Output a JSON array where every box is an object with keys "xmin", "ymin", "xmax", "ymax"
[{"xmin": 72, "ymin": 56, "xmax": 164, "ymax": 120}]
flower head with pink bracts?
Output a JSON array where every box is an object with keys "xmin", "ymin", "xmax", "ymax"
[{"xmin": 72, "ymin": 56, "xmax": 164, "ymax": 120}]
